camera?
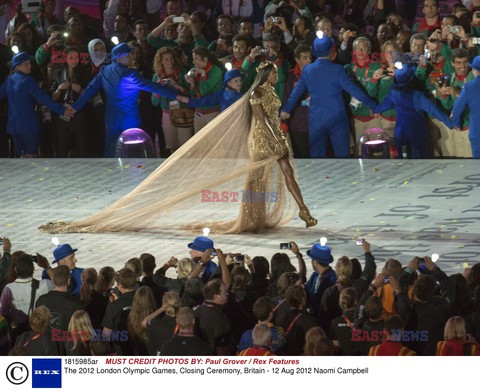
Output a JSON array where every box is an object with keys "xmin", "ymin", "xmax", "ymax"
[
  {"xmin": 475, "ymin": 11, "xmax": 480, "ymax": 19},
  {"xmin": 382, "ymin": 69, "xmax": 391, "ymax": 76},
  {"xmin": 21, "ymin": 0, "xmax": 41, "ymax": 13},
  {"xmin": 473, "ymin": 37, "xmax": 480, "ymax": 45},
  {"xmin": 186, "ymin": 68, "xmax": 196, "ymax": 78},
  {"xmin": 355, "ymin": 240, "xmax": 363, "ymax": 246},
  {"xmin": 172, "ymin": 16, "xmax": 185, "ymax": 24},
  {"xmin": 271, "ymin": 17, "xmax": 279, "ymax": 23},
  {"xmin": 159, "ymin": 78, "xmax": 170, "ymax": 85},
  {"xmin": 234, "ymin": 254, "xmax": 245, "ymax": 263},
  {"xmin": 32, "ymin": 255, "xmax": 38, "ymax": 264},
  {"xmin": 436, "ymin": 74, "xmax": 450, "ymax": 88},
  {"xmin": 259, "ymin": 48, "xmax": 269, "ymax": 55},
  {"xmin": 383, "ymin": 277, "xmax": 390, "ymax": 284},
  {"xmin": 449, "ymin": 25, "xmax": 461, "ymax": 34},
  {"xmin": 280, "ymin": 243, "xmax": 291, "ymax": 250}
]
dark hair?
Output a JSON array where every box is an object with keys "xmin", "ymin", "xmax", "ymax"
[
  {"xmin": 192, "ymin": 46, "xmax": 225, "ymax": 70},
  {"xmin": 448, "ymin": 274, "xmax": 474, "ymax": 316},
  {"xmin": 90, "ymin": 340, "xmax": 112, "ymax": 356},
  {"xmin": 191, "ymin": 10, "xmax": 207, "ymax": 24},
  {"xmin": 252, "ymin": 296, "xmax": 273, "ymax": 322},
  {"xmin": 232, "ymin": 34, "xmax": 252, "ymax": 47},
  {"xmin": 53, "ymin": 265, "xmax": 71, "ymax": 287},
  {"xmin": 467, "ymin": 263, "xmax": 480, "ymax": 292},
  {"xmin": 451, "ymin": 47, "xmax": 469, "ymax": 62},
  {"xmin": 413, "ymin": 275, "xmax": 436, "ymax": 302},
  {"xmin": 277, "ymin": 272, "xmax": 301, "ymax": 295},
  {"xmin": 294, "ymin": 43, "xmax": 311, "ymax": 59},
  {"xmin": 364, "ymin": 296, "xmax": 383, "ymax": 320},
  {"xmin": 80, "ymin": 268, "xmax": 97, "ymax": 304},
  {"xmin": 239, "ymin": 16, "xmax": 253, "ymax": 25},
  {"xmin": 218, "ymin": 34, "xmax": 234, "ymax": 47},
  {"xmin": 96, "ymin": 266, "xmax": 115, "ymax": 293},
  {"xmin": 140, "ymin": 253, "xmax": 156, "ymax": 275},
  {"xmin": 385, "ymin": 314, "xmax": 404, "ymax": 334},
  {"xmin": 270, "ymin": 252, "xmax": 294, "ymax": 283},
  {"xmin": 182, "ymin": 277, "xmax": 204, "ymax": 308},
  {"xmin": 134, "ymin": 19, "xmax": 148, "ymax": 28},
  {"xmin": 203, "ymin": 279, "xmax": 222, "ymax": 300},
  {"xmin": 252, "ymin": 256, "xmax": 269, "ymax": 280},
  {"xmin": 115, "ymin": 268, "xmax": 137, "ymax": 290},
  {"xmin": 339, "ymin": 287, "xmax": 357, "ymax": 311},
  {"xmin": 216, "ymin": 14, "xmax": 234, "ymax": 25},
  {"xmin": 116, "ymin": 13, "xmax": 131, "ymax": 25},
  {"xmin": 15, "ymin": 254, "xmax": 34, "ymax": 278},
  {"xmin": 296, "ymin": 15, "xmax": 313, "ymax": 32},
  {"xmin": 350, "ymin": 258, "xmax": 362, "ymax": 281},
  {"xmin": 231, "ymin": 266, "xmax": 250, "ymax": 292},
  {"xmin": 383, "ymin": 259, "xmax": 403, "ymax": 279},
  {"xmin": 285, "ymin": 284, "xmax": 306, "ymax": 309}
]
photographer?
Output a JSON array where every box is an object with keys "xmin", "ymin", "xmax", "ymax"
[
  {"xmin": 394, "ymin": 256, "xmax": 450, "ymax": 355},
  {"xmin": 435, "ymin": 48, "xmax": 474, "ymax": 157},
  {"xmin": 0, "ymin": 252, "xmax": 50, "ymax": 337}
]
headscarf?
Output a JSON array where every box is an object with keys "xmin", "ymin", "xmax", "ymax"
[{"xmin": 88, "ymin": 39, "xmax": 107, "ymax": 67}]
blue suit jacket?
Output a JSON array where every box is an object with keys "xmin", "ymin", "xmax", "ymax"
[
  {"xmin": 452, "ymin": 76, "xmax": 480, "ymax": 139},
  {"xmin": 0, "ymin": 72, "xmax": 65, "ymax": 134},
  {"xmin": 72, "ymin": 62, "xmax": 179, "ymax": 131},
  {"xmin": 188, "ymin": 88, "xmax": 243, "ymax": 112},
  {"xmin": 282, "ymin": 59, "xmax": 377, "ymax": 123},
  {"xmin": 374, "ymin": 88, "xmax": 453, "ymax": 137}
]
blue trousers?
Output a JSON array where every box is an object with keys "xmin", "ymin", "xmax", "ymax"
[
  {"xmin": 470, "ymin": 139, "xmax": 480, "ymax": 158},
  {"xmin": 309, "ymin": 117, "xmax": 350, "ymax": 158},
  {"xmin": 10, "ymin": 133, "xmax": 39, "ymax": 155}
]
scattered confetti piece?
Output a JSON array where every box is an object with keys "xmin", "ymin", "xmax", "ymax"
[
  {"xmin": 403, "ymin": 181, "xmax": 408, "ymax": 184},
  {"xmin": 369, "ymin": 198, "xmax": 375, "ymax": 201},
  {"xmin": 7, "ymin": 224, "xmax": 14, "ymax": 227},
  {"xmin": 123, "ymin": 165, "xmax": 130, "ymax": 169},
  {"xmin": 352, "ymin": 181, "xmax": 358, "ymax": 185},
  {"xmin": 451, "ymin": 235, "xmax": 457, "ymax": 239},
  {"xmin": 463, "ymin": 262, "xmax": 469, "ymax": 269},
  {"xmin": 324, "ymin": 176, "xmax": 330, "ymax": 179},
  {"xmin": 39, "ymin": 177, "xmax": 45, "ymax": 181},
  {"xmin": 27, "ymin": 199, "xmax": 33, "ymax": 202},
  {"xmin": 43, "ymin": 168, "xmax": 49, "ymax": 171}
]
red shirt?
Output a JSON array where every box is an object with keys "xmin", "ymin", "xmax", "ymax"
[
  {"xmin": 238, "ymin": 346, "xmax": 275, "ymax": 356},
  {"xmin": 369, "ymin": 341, "xmax": 415, "ymax": 356}
]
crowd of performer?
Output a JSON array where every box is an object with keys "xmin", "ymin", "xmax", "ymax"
[
  {"xmin": 1, "ymin": 235, "xmax": 479, "ymax": 356},
  {"xmin": 1, "ymin": 1, "xmax": 480, "ymax": 159}
]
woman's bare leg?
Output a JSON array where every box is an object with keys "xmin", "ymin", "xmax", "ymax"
[{"xmin": 277, "ymin": 157, "xmax": 305, "ymax": 209}]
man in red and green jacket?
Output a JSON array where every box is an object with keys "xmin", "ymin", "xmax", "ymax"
[
  {"xmin": 344, "ymin": 37, "xmax": 381, "ymax": 155},
  {"xmin": 412, "ymin": 0, "xmax": 441, "ymax": 36},
  {"xmin": 436, "ymin": 48, "xmax": 474, "ymax": 157}
]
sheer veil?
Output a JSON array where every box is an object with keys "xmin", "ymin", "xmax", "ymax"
[{"xmin": 40, "ymin": 75, "xmax": 298, "ymax": 235}]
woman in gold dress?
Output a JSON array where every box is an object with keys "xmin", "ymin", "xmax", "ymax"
[{"xmin": 40, "ymin": 61, "xmax": 317, "ymax": 235}]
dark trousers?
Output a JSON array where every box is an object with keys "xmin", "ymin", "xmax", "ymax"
[
  {"xmin": 55, "ymin": 112, "xmax": 89, "ymax": 157},
  {"xmin": 290, "ymin": 131, "xmax": 310, "ymax": 158}
]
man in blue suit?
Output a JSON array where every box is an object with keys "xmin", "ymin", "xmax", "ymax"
[
  {"xmin": 374, "ymin": 63, "xmax": 453, "ymax": 159},
  {"xmin": 280, "ymin": 32, "xmax": 377, "ymax": 158},
  {"xmin": 71, "ymin": 43, "xmax": 180, "ymax": 157},
  {"xmin": 452, "ymin": 56, "xmax": 480, "ymax": 158},
  {"xmin": 0, "ymin": 52, "xmax": 71, "ymax": 157}
]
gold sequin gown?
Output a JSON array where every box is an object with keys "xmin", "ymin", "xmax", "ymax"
[
  {"xmin": 39, "ymin": 83, "xmax": 296, "ymax": 235},
  {"xmin": 249, "ymin": 82, "xmax": 290, "ymax": 161}
]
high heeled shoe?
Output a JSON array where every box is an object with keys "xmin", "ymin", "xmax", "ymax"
[{"xmin": 299, "ymin": 206, "xmax": 317, "ymax": 228}]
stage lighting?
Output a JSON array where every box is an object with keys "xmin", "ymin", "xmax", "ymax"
[{"xmin": 115, "ymin": 128, "xmax": 155, "ymax": 158}]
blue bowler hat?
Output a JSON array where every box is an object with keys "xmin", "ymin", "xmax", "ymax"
[
  {"xmin": 306, "ymin": 243, "xmax": 334, "ymax": 264},
  {"xmin": 53, "ymin": 244, "xmax": 78, "ymax": 264},
  {"xmin": 312, "ymin": 31, "xmax": 333, "ymax": 58},
  {"xmin": 188, "ymin": 236, "xmax": 216, "ymax": 255},
  {"xmin": 11, "ymin": 52, "xmax": 32, "ymax": 69},
  {"xmin": 394, "ymin": 63, "xmax": 416, "ymax": 87},
  {"xmin": 223, "ymin": 69, "xmax": 244, "ymax": 87},
  {"xmin": 468, "ymin": 55, "xmax": 480, "ymax": 71},
  {"xmin": 111, "ymin": 43, "xmax": 134, "ymax": 60}
]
